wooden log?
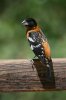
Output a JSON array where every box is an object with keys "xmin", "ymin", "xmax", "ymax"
[{"xmin": 0, "ymin": 58, "xmax": 66, "ymax": 92}]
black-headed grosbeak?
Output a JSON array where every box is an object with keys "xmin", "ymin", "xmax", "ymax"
[{"xmin": 22, "ymin": 18, "xmax": 53, "ymax": 77}]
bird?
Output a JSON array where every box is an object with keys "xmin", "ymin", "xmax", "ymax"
[{"xmin": 22, "ymin": 18, "xmax": 53, "ymax": 78}]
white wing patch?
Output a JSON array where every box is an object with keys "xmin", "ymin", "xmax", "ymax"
[
  {"xmin": 30, "ymin": 45, "xmax": 34, "ymax": 50},
  {"xmin": 28, "ymin": 37, "xmax": 34, "ymax": 42}
]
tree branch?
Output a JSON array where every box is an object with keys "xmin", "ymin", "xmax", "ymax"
[{"xmin": 0, "ymin": 58, "xmax": 66, "ymax": 92}]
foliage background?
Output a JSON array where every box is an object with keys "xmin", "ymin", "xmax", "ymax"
[{"xmin": 0, "ymin": 0, "xmax": 66, "ymax": 100}]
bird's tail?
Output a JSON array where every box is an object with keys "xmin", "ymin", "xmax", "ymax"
[
  {"xmin": 45, "ymin": 58, "xmax": 53, "ymax": 78},
  {"xmin": 38, "ymin": 55, "xmax": 53, "ymax": 78}
]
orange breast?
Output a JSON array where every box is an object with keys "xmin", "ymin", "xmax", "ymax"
[
  {"xmin": 42, "ymin": 41, "xmax": 51, "ymax": 59},
  {"xmin": 26, "ymin": 26, "xmax": 40, "ymax": 39}
]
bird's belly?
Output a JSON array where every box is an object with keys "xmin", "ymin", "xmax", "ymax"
[{"xmin": 42, "ymin": 42, "xmax": 51, "ymax": 59}]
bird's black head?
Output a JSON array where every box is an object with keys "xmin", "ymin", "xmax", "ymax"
[{"xmin": 22, "ymin": 18, "xmax": 37, "ymax": 28}]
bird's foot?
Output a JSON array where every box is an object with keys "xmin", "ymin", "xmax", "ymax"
[{"xmin": 32, "ymin": 55, "xmax": 37, "ymax": 60}]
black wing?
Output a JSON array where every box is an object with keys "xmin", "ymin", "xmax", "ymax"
[
  {"xmin": 28, "ymin": 31, "xmax": 42, "ymax": 45},
  {"xmin": 28, "ymin": 31, "xmax": 46, "ymax": 60}
]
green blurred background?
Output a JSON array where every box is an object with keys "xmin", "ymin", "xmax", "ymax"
[{"xmin": 0, "ymin": 0, "xmax": 66, "ymax": 100}]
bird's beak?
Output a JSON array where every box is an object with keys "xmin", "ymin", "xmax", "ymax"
[{"xmin": 22, "ymin": 20, "xmax": 28, "ymax": 26}]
